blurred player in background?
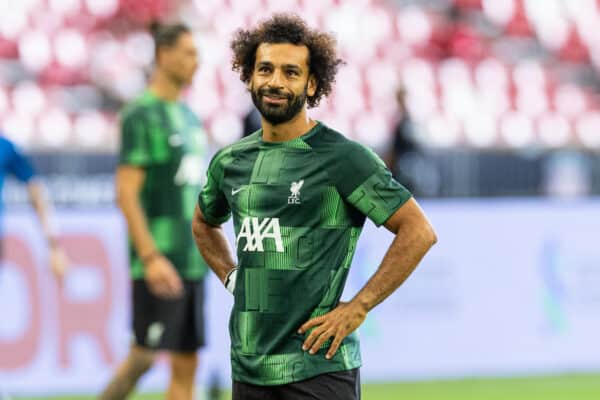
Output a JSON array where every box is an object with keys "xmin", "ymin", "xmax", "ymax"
[
  {"xmin": 241, "ymin": 108, "xmax": 262, "ymax": 137},
  {"xmin": 100, "ymin": 22, "xmax": 208, "ymax": 400},
  {"xmin": 192, "ymin": 14, "xmax": 437, "ymax": 400},
  {"xmin": 386, "ymin": 85, "xmax": 420, "ymax": 194},
  {"xmin": 0, "ymin": 135, "xmax": 68, "ymax": 282}
]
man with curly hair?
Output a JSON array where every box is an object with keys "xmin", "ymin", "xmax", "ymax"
[{"xmin": 192, "ymin": 14, "xmax": 437, "ymax": 399}]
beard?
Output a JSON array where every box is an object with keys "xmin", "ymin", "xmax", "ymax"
[{"xmin": 251, "ymin": 84, "xmax": 307, "ymax": 125}]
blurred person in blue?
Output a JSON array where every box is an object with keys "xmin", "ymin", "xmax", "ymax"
[
  {"xmin": 99, "ymin": 21, "xmax": 208, "ymax": 400},
  {"xmin": 0, "ymin": 135, "xmax": 68, "ymax": 282}
]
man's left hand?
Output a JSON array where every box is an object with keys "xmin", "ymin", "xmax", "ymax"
[{"xmin": 298, "ymin": 301, "xmax": 367, "ymax": 360}]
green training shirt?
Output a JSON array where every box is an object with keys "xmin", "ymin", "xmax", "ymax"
[
  {"xmin": 198, "ymin": 122, "xmax": 412, "ymax": 385},
  {"xmin": 119, "ymin": 90, "xmax": 208, "ymax": 281}
]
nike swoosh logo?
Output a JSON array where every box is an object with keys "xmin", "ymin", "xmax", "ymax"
[{"xmin": 231, "ymin": 187, "xmax": 244, "ymax": 196}]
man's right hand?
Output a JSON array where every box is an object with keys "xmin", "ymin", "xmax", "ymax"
[{"xmin": 144, "ymin": 255, "xmax": 183, "ymax": 299}]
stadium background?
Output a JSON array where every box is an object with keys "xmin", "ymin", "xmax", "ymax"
[{"xmin": 0, "ymin": 0, "xmax": 599, "ymax": 398}]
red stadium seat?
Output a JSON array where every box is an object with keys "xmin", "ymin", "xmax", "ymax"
[
  {"xmin": 504, "ymin": 0, "xmax": 534, "ymax": 36},
  {"xmin": 559, "ymin": 27, "xmax": 590, "ymax": 63},
  {"xmin": 0, "ymin": 0, "xmax": 597, "ymax": 150}
]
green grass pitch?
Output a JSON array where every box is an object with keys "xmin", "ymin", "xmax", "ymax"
[{"xmin": 13, "ymin": 373, "xmax": 599, "ymax": 400}]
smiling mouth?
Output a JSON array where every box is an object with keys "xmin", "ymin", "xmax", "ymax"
[{"xmin": 262, "ymin": 95, "xmax": 288, "ymax": 105}]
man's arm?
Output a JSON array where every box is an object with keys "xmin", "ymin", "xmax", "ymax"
[
  {"xmin": 27, "ymin": 180, "xmax": 59, "ymax": 246},
  {"xmin": 352, "ymin": 198, "xmax": 436, "ymax": 311},
  {"xmin": 27, "ymin": 180, "xmax": 68, "ymax": 283},
  {"xmin": 115, "ymin": 165, "xmax": 182, "ymax": 298},
  {"xmin": 299, "ymin": 197, "xmax": 437, "ymax": 359},
  {"xmin": 115, "ymin": 166, "xmax": 156, "ymax": 260},
  {"xmin": 191, "ymin": 204, "xmax": 236, "ymax": 285}
]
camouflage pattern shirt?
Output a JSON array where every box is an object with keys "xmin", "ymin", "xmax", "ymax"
[
  {"xmin": 120, "ymin": 90, "xmax": 208, "ymax": 281},
  {"xmin": 198, "ymin": 122, "xmax": 412, "ymax": 385}
]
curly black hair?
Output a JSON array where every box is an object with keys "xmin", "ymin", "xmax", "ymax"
[{"xmin": 231, "ymin": 13, "xmax": 344, "ymax": 108}]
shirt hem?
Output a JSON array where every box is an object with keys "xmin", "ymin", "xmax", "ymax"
[{"xmin": 232, "ymin": 361, "xmax": 363, "ymax": 386}]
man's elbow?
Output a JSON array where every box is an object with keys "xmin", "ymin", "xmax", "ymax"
[
  {"xmin": 115, "ymin": 188, "xmax": 139, "ymax": 216},
  {"xmin": 421, "ymin": 219, "xmax": 437, "ymax": 248},
  {"xmin": 115, "ymin": 189, "xmax": 128, "ymax": 210},
  {"xmin": 427, "ymin": 222, "xmax": 438, "ymax": 247},
  {"xmin": 429, "ymin": 226, "xmax": 438, "ymax": 247}
]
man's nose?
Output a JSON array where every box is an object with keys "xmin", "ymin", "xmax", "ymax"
[{"xmin": 267, "ymin": 69, "xmax": 285, "ymax": 88}]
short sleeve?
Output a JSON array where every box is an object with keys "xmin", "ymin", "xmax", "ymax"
[
  {"xmin": 119, "ymin": 110, "xmax": 154, "ymax": 167},
  {"xmin": 333, "ymin": 141, "xmax": 412, "ymax": 226},
  {"xmin": 197, "ymin": 150, "xmax": 231, "ymax": 225},
  {"xmin": 7, "ymin": 142, "xmax": 35, "ymax": 182}
]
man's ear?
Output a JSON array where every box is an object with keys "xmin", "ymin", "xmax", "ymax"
[{"xmin": 307, "ymin": 74, "xmax": 317, "ymax": 97}]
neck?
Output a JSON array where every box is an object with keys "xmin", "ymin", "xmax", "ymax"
[
  {"xmin": 261, "ymin": 109, "xmax": 317, "ymax": 142},
  {"xmin": 148, "ymin": 69, "xmax": 182, "ymax": 101}
]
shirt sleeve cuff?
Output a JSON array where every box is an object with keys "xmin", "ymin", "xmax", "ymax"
[
  {"xmin": 375, "ymin": 193, "xmax": 413, "ymax": 227},
  {"xmin": 197, "ymin": 196, "xmax": 230, "ymax": 226}
]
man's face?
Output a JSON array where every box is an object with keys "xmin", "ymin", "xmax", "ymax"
[
  {"xmin": 249, "ymin": 43, "xmax": 316, "ymax": 125},
  {"xmin": 158, "ymin": 32, "xmax": 199, "ymax": 87}
]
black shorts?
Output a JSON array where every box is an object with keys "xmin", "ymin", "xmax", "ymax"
[
  {"xmin": 132, "ymin": 279, "xmax": 206, "ymax": 352},
  {"xmin": 232, "ymin": 369, "xmax": 361, "ymax": 400}
]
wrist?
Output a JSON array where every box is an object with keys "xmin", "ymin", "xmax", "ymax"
[
  {"xmin": 224, "ymin": 266, "xmax": 238, "ymax": 294},
  {"xmin": 141, "ymin": 251, "xmax": 161, "ymax": 266},
  {"xmin": 223, "ymin": 266, "xmax": 237, "ymax": 283},
  {"xmin": 350, "ymin": 296, "xmax": 370, "ymax": 316}
]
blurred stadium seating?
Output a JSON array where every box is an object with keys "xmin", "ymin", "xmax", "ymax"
[{"xmin": 1, "ymin": 0, "xmax": 600, "ymax": 152}]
